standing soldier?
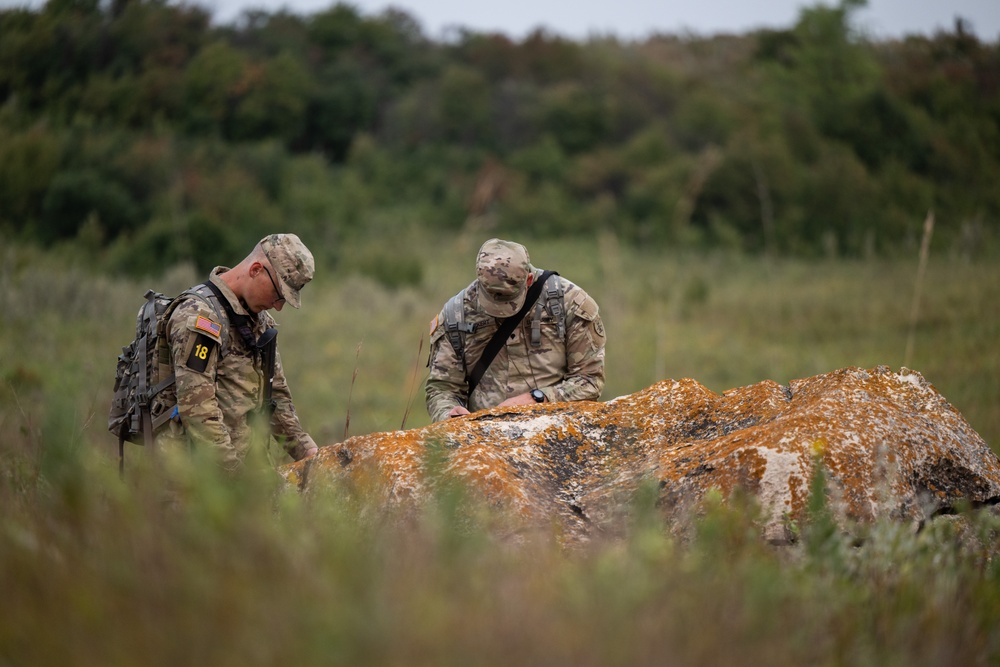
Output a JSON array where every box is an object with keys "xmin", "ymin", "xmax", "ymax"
[
  {"xmin": 154, "ymin": 233, "xmax": 318, "ymax": 472},
  {"xmin": 426, "ymin": 238, "xmax": 606, "ymax": 421}
]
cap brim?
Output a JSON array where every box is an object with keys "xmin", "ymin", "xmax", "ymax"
[
  {"xmin": 282, "ymin": 280, "xmax": 302, "ymax": 308},
  {"xmin": 479, "ymin": 286, "xmax": 526, "ymax": 318}
]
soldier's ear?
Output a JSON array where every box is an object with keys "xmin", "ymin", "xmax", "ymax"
[{"xmin": 526, "ymin": 274, "xmax": 534, "ymax": 287}]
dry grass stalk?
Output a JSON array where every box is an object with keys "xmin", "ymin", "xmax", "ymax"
[
  {"xmin": 344, "ymin": 342, "xmax": 363, "ymax": 441},
  {"xmin": 904, "ymin": 210, "xmax": 934, "ymax": 368},
  {"xmin": 401, "ymin": 334, "xmax": 425, "ymax": 430}
]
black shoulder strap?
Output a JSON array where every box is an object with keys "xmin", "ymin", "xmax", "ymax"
[
  {"xmin": 467, "ymin": 270, "xmax": 557, "ymax": 397},
  {"xmin": 202, "ymin": 280, "xmax": 258, "ymax": 349}
]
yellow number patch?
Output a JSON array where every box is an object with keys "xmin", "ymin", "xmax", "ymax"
[{"xmin": 185, "ymin": 333, "xmax": 217, "ymax": 373}]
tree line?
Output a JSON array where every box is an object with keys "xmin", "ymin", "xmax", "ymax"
[{"xmin": 1, "ymin": 0, "xmax": 998, "ymax": 275}]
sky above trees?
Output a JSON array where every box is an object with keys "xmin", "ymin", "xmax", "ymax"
[
  {"xmin": 194, "ymin": 0, "xmax": 997, "ymax": 40},
  {"xmin": 0, "ymin": 0, "xmax": 997, "ymax": 40}
]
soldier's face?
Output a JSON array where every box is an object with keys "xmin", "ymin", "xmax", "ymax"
[{"xmin": 249, "ymin": 262, "xmax": 286, "ymax": 313}]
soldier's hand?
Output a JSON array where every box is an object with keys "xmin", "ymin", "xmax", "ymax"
[
  {"xmin": 302, "ymin": 446, "xmax": 318, "ymax": 460},
  {"xmin": 497, "ymin": 393, "xmax": 535, "ymax": 408},
  {"xmin": 448, "ymin": 406, "xmax": 471, "ymax": 418}
]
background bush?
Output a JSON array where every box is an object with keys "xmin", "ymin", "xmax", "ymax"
[{"xmin": 1, "ymin": 0, "xmax": 998, "ymax": 272}]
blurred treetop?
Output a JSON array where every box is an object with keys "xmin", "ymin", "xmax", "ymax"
[{"xmin": 1, "ymin": 0, "xmax": 997, "ymax": 272}]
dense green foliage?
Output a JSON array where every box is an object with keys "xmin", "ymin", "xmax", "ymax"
[{"xmin": 1, "ymin": 0, "xmax": 999, "ymax": 273}]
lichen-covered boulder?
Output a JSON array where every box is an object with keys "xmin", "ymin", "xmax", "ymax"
[{"xmin": 283, "ymin": 366, "xmax": 1000, "ymax": 542}]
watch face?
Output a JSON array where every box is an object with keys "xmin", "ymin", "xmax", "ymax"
[{"xmin": 531, "ymin": 389, "xmax": 545, "ymax": 402}]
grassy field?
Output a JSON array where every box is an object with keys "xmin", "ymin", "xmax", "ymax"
[
  {"xmin": 1, "ymin": 234, "xmax": 999, "ymax": 665},
  {"xmin": 2, "ymin": 231, "xmax": 996, "ymax": 450},
  {"xmin": 291, "ymin": 232, "xmax": 999, "ymax": 447}
]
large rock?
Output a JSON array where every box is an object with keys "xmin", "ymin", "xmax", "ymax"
[{"xmin": 283, "ymin": 366, "xmax": 1000, "ymax": 543}]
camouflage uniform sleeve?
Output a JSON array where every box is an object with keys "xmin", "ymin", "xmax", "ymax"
[
  {"xmin": 166, "ymin": 297, "xmax": 240, "ymax": 472},
  {"xmin": 546, "ymin": 287, "xmax": 606, "ymax": 403},
  {"xmin": 269, "ymin": 346, "xmax": 317, "ymax": 460},
  {"xmin": 425, "ymin": 308, "xmax": 469, "ymax": 422}
]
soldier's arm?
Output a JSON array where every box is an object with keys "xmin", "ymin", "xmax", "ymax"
[
  {"xmin": 167, "ymin": 300, "xmax": 241, "ymax": 472},
  {"xmin": 543, "ymin": 289, "xmax": 606, "ymax": 403},
  {"xmin": 269, "ymin": 347, "xmax": 318, "ymax": 460},
  {"xmin": 425, "ymin": 313, "xmax": 470, "ymax": 422}
]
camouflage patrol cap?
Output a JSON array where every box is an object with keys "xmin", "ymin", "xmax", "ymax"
[
  {"xmin": 476, "ymin": 238, "xmax": 532, "ymax": 317},
  {"xmin": 260, "ymin": 233, "xmax": 315, "ymax": 309}
]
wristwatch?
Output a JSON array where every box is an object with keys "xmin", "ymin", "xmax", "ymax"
[{"xmin": 530, "ymin": 389, "xmax": 546, "ymax": 403}]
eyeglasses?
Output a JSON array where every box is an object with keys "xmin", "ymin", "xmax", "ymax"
[{"xmin": 263, "ymin": 265, "xmax": 285, "ymax": 305}]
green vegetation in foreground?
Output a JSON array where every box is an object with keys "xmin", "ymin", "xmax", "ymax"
[
  {"xmin": 1, "ymin": 236, "xmax": 998, "ymax": 664},
  {"xmin": 1, "ymin": 439, "xmax": 999, "ymax": 665}
]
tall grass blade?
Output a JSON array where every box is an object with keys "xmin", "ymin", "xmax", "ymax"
[
  {"xmin": 344, "ymin": 342, "xmax": 362, "ymax": 441},
  {"xmin": 905, "ymin": 210, "xmax": 934, "ymax": 368},
  {"xmin": 401, "ymin": 334, "xmax": 424, "ymax": 430}
]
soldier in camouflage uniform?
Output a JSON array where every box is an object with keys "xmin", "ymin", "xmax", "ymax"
[
  {"xmin": 426, "ymin": 238, "xmax": 606, "ymax": 422},
  {"xmin": 154, "ymin": 233, "xmax": 318, "ymax": 473}
]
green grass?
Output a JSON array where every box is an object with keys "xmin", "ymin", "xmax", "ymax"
[
  {"xmin": 1, "ymin": 235, "xmax": 999, "ymax": 665},
  {"xmin": 1, "ymin": 451, "xmax": 998, "ymax": 666},
  {"xmin": 3, "ymin": 232, "xmax": 995, "ymax": 450},
  {"xmin": 283, "ymin": 232, "xmax": 998, "ymax": 448}
]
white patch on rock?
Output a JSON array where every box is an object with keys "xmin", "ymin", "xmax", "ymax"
[
  {"xmin": 484, "ymin": 414, "xmax": 565, "ymax": 439},
  {"xmin": 758, "ymin": 447, "xmax": 807, "ymax": 525}
]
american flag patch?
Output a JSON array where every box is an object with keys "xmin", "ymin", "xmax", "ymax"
[{"xmin": 195, "ymin": 316, "xmax": 222, "ymax": 338}]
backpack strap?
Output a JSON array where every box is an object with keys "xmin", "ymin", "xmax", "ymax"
[
  {"xmin": 443, "ymin": 290, "xmax": 470, "ymax": 359},
  {"xmin": 548, "ymin": 275, "xmax": 566, "ymax": 340},
  {"xmin": 137, "ymin": 291, "xmax": 159, "ymax": 448},
  {"xmin": 529, "ymin": 273, "xmax": 565, "ymax": 347},
  {"xmin": 444, "ymin": 288, "xmax": 482, "ymax": 377}
]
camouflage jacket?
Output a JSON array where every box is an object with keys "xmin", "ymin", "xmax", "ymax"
[
  {"xmin": 425, "ymin": 271, "xmax": 606, "ymax": 422},
  {"xmin": 154, "ymin": 268, "xmax": 316, "ymax": 471}
]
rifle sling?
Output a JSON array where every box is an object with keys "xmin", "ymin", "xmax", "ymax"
[
  {"xmin": 467, "ymin": 270, "xmax": 556, "ymax": 398},
  {"xmin": 202, "ymin": 280, "xmax": 258, "ymax": 350}
]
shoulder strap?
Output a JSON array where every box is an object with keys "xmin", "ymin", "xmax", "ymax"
[
  {"xmin": 163, "ymin": 283, "xmax": 232, "ymax": 354},
  {"xmin": 137, "ymin": 291, "xmax": 159, "ymax": 448},
  {"xmin": 467, "ymin": 270, "xmax": 557, "ymax": 397},
  {"xmin": 201, "ymin": 280, "xmax": 258, "ymax": 349},
  {"xmin": 529, "ymin": 273, "xmax": 565, "ymax": 346},
  {"xmin": 444, "ymin": 289, "xmax": 472, "ymax": 371},
  {"xmin": 443, "ymin": 285, "xmax": 495, "ymax": 374},
  {"xmin": 547, "ymin": 275, "xmax": 566, "ymax": 340}
]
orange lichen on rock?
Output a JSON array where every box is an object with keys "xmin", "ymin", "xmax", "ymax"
[{"xmin": 282, "ymin": 366, "xmax": 1000, "ymax": 543}]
